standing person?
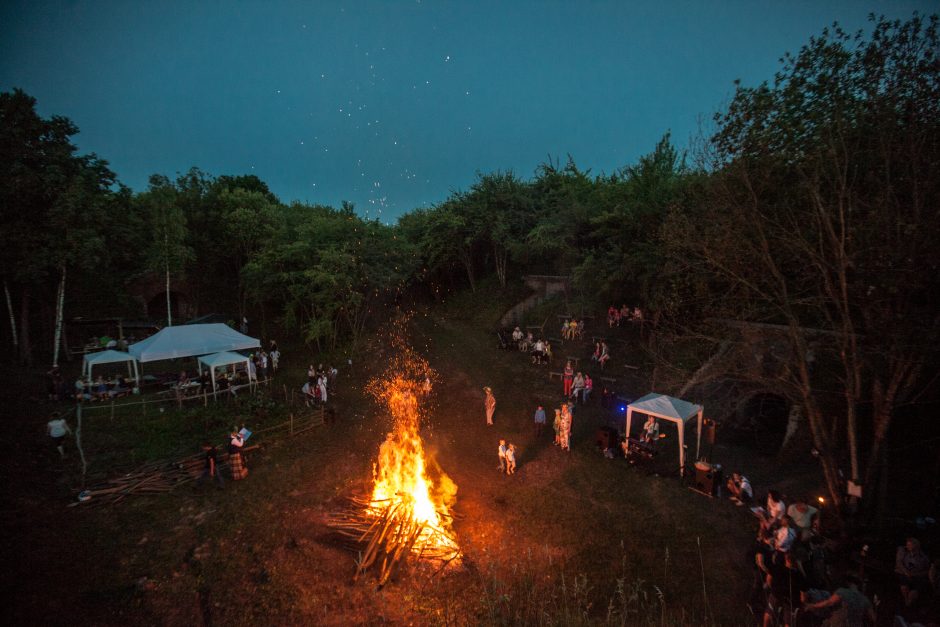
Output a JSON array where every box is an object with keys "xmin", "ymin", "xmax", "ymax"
[
  {"xmin": 198, "ymin": 441, "xmax": 224, "ymax": 489},
  {"xmin": 484, "ymin": 387, "xmax": 496, "ymax": 425},
  {"xmin": 318, "ymin": 374, "xmax": 328, "ymax": 404},
  {"xmin": 559, "ymin": 409, "xmax": 571, "ymax": 452},
  {"xmin": 505, "ymin": 444, "xmax": 517, "ymax": 475},
  {"xmin": 562, "ymin": 360, "xmax": 575, "ymax": 397},
  {"xmin": 895, "ymin": 537, "xmax": 931, "ymax": 608},
  {"xmin": 46, "ymin": 412, "xmax": 72, "ymax": 458},
  {"xmin": 498, "ymin": 439, "xmax": 508, "ymax": 473},
  {"xmin": 598, "ymin": 342, "xmax": 610, "ymax": 369},
  {"xmin": 258, "ymin": 351, "xmax": 268, "ymax": 380},
  {"xmin": 553, "ymin": 409, "xmax": 562, "ymax": 445},
  {"xmin": 307, "ymin": 364, "xmax": 316, "ymax": 386},
  {"xmin": 269, "ymin": 346, "xmax": 280, "ymax": 374},
  {"xmin": 229, "ymin": 429, "xmax": 248, "ymax": 481},
  {"xmin": 533, "ymin": 405, "xmax": 546, "ymax": 436}
]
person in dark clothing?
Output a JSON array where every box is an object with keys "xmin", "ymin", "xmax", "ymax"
[
  {"xmin": 197, "ymin": 441, "xmax": 224, "ymax": 489},
  {"xmin": 763, "ymin": 552, "xmax": 808, "ymax": 627}
]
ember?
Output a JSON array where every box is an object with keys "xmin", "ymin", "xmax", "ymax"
[{"xmin": 328, "ymin": 325, "xmax": 460, "ymax": 585}]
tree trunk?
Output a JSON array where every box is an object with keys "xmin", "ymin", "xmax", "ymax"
[
  {"xmin": 4, "ymin": 279, "xmax": 17, "ymax": 348},
  {"xmin": 165, "ymin": 261, "xmax": 172, "ymax": 327},
  {"xmin": 19, "ymin": 287, "xmax": 32, "ymax": 367},
  {"xmin": 52, "ymin": 266, "xmax": 67, "ymax": 366},
  {"xmin": 493, "ymin": 244, "xmax": 507, "ymax": 288}
]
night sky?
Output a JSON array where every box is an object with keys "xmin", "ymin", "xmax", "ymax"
[{"xmin": 1, "ymin": 1, "xmax": 932, "ymax": 221}]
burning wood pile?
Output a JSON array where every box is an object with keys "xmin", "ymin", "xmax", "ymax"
[{"xmin": 327, "ymin": 328, "xmax": 460, "ymax": 586}]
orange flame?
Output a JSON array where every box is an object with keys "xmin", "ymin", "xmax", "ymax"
[{"xmin": 366, "ymin": 327, "xmax": 459, "ymax": 557}]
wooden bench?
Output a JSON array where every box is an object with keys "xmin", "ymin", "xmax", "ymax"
[
  {"xmin": 623, "ymin": 364, "xmax": 639, "ymax": 371},
  {"xmin": 566, "ymin": 357, "xmax": 580, "ymax": 367},
  {"xmin": 599, "ymin": 376, "xmax": 617, "ymax": 385},
  {"xmin": 548, "ymin": 337, "xmax": 563, "ymax": 345},
  {"xmin": 549, "ymin": 371, "xmax": 563, "ymax": 381}
]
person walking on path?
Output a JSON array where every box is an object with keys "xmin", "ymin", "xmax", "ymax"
[
  {"xmin": 498, "ymin": 439, "xmax": 508, "ymax": 473},
  {"xmin": 533, "ymin": 405, "xmax": 546, "ymax": 436},
  {"xmin": 484, "ymin": 387, "xmax": 496, "ymax": 425}
]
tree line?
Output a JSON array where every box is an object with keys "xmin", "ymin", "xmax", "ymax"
[{"xmin": 2, "ymin": 14, "xmax": 937, "ymax": 515}]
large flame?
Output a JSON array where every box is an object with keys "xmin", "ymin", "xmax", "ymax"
[{"xmin": 366, "ymin": 334, "xmax": 459, "ymax": 559}]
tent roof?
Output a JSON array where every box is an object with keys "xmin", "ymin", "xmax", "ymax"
[
  {"xmin": 198, "ymin": 351, "xmax": 250, "ymax": 369},
  {"xmin": 628, "ymin": 392, "xmax": 702, "ymax": 422},
  {"xmin": 83, "ymin": 349, "xmax": 138, "ymax": 367},
  {"xmin": 128, "ymin": 324, "xmax": 259, "ymax": 362}
]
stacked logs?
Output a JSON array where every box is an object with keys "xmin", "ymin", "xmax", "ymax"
[
  {"xmin": 326, "ymin": 495, "xmax": 461, "ymax": 586},
  {"xmin": 70, "ymin": 445, "xmax": 259, "ymax": 507}
]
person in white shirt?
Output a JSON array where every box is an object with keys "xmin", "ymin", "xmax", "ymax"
[
  {"xmin": 505, "ymin": 444, "xmax": 517, "ymax": 475},
  {"xmin": 47, "ymin": 412, "xmax": 72, "ymax": 458},
  {"xmin": 498, "ymin": 440, "xmax": 508, "ymax": 473}
]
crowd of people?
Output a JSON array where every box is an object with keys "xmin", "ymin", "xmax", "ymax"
[
  {"xmin": 736, "ymin": 482, "xmax": 938, "ymax": 625},
  {"xmin": 301, "ymin": 363, "xmax": 338, "ymax": 406},
  {"xmin": 607, "ymin": 304, "xmax": 644, "ymax": 328}
]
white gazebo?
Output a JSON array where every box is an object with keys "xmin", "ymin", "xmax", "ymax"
[
  {"xmin": 197, "ymin": 351, "xmax": 252, "ymax": 393},
  {"xmin": 128, "ymin": 323, "xmax": 259, "ymax": 363},
  {"xmin": 82, "ymin": 349, "xmax": 140, "ymax": 384},
  {"xmin": 625, "ymin": 392, "xmax": 704, "ymax": 473}
]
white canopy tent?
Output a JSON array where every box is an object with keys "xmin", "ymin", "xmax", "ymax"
[
  {"xmin": 128, "ymin": 323, "xmax": 259, "ymax": 363},
  {"xmin": 625, "ymin": 392, "xmax": 704, "ymax": 473},
  {"xmin": 82, "ymin": 349, "xmax": 140, "ymax": 383},
  {"xmin": 197, "ymin": 351, "xmax": 251, "ymax": 393}
]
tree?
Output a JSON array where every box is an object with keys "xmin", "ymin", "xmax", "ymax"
[
  {"xmin": 139, "ymin": 175, "xmax": 193, "ymax": 327},
  {"xmin": 664, "ymin": 14, "xmax": 940, "ymax": 512},
  {"xmin": 0, "ymin": 89, "xmax": 116, "ymax": 365}
]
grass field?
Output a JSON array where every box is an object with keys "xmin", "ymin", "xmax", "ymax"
[{"xmin": 4, "ymin": 284, "xmax": 783, "ymax": 625}]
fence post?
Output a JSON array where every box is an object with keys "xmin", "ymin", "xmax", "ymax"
[
  {"xmin": 290, "ymin": 412, "xmax": 294, "ymax": 435},
  {"xmin": 283, "ymin": 384, "xmax": 288, "ymax": 404},
  {"xmin": 110, "ymin": 399, "xmax": 115, "ymax": 422}
]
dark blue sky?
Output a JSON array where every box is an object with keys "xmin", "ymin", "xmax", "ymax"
[{"xmin": 1, "ymin": 1, "xmax": 933, "ymax": 221}]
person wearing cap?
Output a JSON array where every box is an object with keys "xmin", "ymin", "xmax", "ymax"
[{"xmin": 484, "ymin": 387, "xmax": 496, "ymax": 425}]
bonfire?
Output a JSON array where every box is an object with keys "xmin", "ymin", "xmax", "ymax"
[{"xmin": 328, "ymin": 329, "xmax": 460, "ymax": 585}]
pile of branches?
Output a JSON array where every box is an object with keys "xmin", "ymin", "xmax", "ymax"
[
  {"xmin": 326, "ymin": 495, "xmax": 460, "ymax": 587},
  {"xmin": 70, "ymin": 445, "xmax": 259, "ymax": 507}
]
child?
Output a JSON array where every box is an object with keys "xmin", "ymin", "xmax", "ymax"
[
  {"xmin": 505, "ymin": 444, "xmax": 517, "ymax": 475},
  {"xmin": 498, "ymin": 439, "xmax": 508, "ymax": 473}
]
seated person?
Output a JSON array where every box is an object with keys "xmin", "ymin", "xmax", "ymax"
[
  {"xmin": 759, "ymin": 490, "xmax": 787, "ymax": 530},
  {"xmin": 542, "ymin": 340, "xmax": 552, "ymax": 363},
  {"xmin": 94, "ymin": 376, "xmax": 109, "ymax": 401},
  {"xmin": 642, "ymin": 415, "xmax": 659, "ymax": 443},
  {"xmin": 619, "ymin": 304, "xmax": 630, "ymax": 324},
  {"xmin": 511, "ymin": 326, "xmax": 524, "ymax": 347},
  {"xmin": 561, "ymin": 320, "xmax": 571, "ymax": 340},
  {"xmin": 522, "ymin": 331, "xmax": 534, "ymax": 352},
  {"xmin": 633, "ymin": 306, "xmax": 644, "ymax": 322},
  {"xmin": 112, "ymin": 374, "xmax": 129, "ymax": 396},
  {"xmin": 773, "ymin": 516, "xmax": 797, "ymax": 554},
  {"xmin": 786, "ymin": 499, "xmax": 819, "ymax": 542},
  {"xmin": 895, "ymin": 537, "xmax": 931, "ymax": 608},
  {"xmin": 301, "ymin": 381, "xmax": 318, "ymax": 406},
  {"xmin": 607, "ymin": 306, "xmax": 619, "ymax": 328},
  {"xmin": 726, "ymin": 472, "xmax": 754, "ymax": 504},
  {"xmin": 178, "ymin": 370, "xmax": 189, "ymax": 386},
  {"xmin": 598, "ymin": 342, "xmax": 610, "ymax": 369},
  {"xmin": 570, "ymin": 372, "xmax": 585, "ymax": 403},
  {"xmin": 576, "ymin": 319, "xmax": 585, "ymax": 338}
]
